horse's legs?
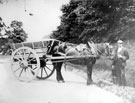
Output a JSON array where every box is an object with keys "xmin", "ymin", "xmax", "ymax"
[
  {"xmin": 54, "ymin": 62, "xmax": 64, "ymax": 83},
  {"xmin": 52, "ymin": 53, "xmax": 64, "ymax": 83},
  {"xmin": 86, "ymin": 58, "xmax": 96, "ymax": 85},
  {"xmin": 86, "ymin": 63, "xmax": 93, "ymax": 85}
]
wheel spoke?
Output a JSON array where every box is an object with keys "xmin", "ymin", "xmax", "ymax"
[
  {"xmin": 27, "ymin": 52, "xmax": 31, "ymax": 58},
  {"xmin": 13, "ymin": 56, "xmax": 21, "ymax": 62},
  {"xmin": 41, "ymin": 67, "xmax": 43, "ymax": 78},
  {"xmin": 46, "ymin": 63, "xmax": 52, "ymax": 65},
  {"xmin": 28, "ymin": 64, "xmax": 37, "ymax": 67},
  {"xmin": 33, "ymin": 66, "xmax": 37, "ymax": 70},
  {"xmin": 28, "ymin": 58, "xmax": 36, "ymax": 62},
  {"xmin": 12, "ymin": 62, "xmax": 20, "ymax": 66},
  {"xmin": 22, "ymin": 49, "xmax": 27, "ymax": 60},
  {"xmin": 28, "ymin": 67, "xmax": 35, "ymax": 76},
  {"xmin": 19, "ymin": 68, "xmax": 24, "ymax": 77},
  {"xmin": 28, "ymin": 66, "xmax": 37, "ymax": 72},
  {"xmin": 45, "ymin": 66, "xmax": 52, "ymax": 71},
  {"xmin": 16, "ymin": 50, "xmax": 23, "ymax": 60},
  {"xmin": 43, "ymin": 67, "xmax": 48, "ymax": 76},
  {"xmin": 14, "ymin": 67, "xmax": 21, "ymax": 72}
]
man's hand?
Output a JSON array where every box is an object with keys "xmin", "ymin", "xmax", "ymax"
[
  {"xmin": 111, "ymin": 65, "xmax": 114, "ymax": 69},
  {"xmin": 122, "ymin": 56, "xmax": 126, "ymax": 60},
  {"xmin": 118, "ymin": 55, "xmax": 126, "ymax": 60}
]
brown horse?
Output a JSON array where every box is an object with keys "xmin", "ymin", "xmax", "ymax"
[{"xmin": 49, "ymin": 40, "xmax": 111, "ymax": 85}]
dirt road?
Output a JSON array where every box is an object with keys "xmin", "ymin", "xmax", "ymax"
[{"xmin": 0, "ymin": 57, "xmax": 125, "ymax": 103}]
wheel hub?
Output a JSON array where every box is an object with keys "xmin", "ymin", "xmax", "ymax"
[
  {"xmin": 40, "ymin": 59, "xmax": 46, "ymax": 68},
  {"xmin": 20, "ymin": 60, "xmax": 28, "ymax": 68}
]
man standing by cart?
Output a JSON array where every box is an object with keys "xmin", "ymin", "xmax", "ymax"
[{"xmin": 111, "ymin": 40, "xmax": 129, "ymax": 86}]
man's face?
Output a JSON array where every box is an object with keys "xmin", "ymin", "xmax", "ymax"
[{"xmin": 118, "ymin": 43, "xmax": 123, "ymax": 48}]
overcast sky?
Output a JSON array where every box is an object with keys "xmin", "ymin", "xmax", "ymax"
[{"xmin": 0, "ymin": 0, "xmax": 70, "ymax": 41}]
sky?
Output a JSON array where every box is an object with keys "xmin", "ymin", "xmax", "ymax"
[{"xmin": 0, "ymin": 0, "xmax": 70, "ymax": 41}]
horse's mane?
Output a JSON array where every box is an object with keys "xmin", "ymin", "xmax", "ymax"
[{"xmin": 88, "ymin": 42, "xmax": 111, "ymax": 56}]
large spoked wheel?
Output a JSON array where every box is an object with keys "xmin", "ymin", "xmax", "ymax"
[
  {"xmin": 11, "ymin": 47, "xmax": 40, "ymax": 82},
  {"xmin": 36, "ymin": 58, "xmax": 55, "ymax": 79}
]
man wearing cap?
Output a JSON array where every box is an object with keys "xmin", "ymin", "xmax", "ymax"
[{"xmin": 111, "ymin": 40, "xmax": 129, "ymax": 86}]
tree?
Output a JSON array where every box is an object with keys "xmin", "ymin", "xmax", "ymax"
[
  {"xmin": 51, "ymin": 0, "xmax": 134, "ymax": 43},
  {"xmin": 0, "ymin": 20, "xmax": 28, "ymax": 55},
  {"xmin": 7, "ymin": 20, "xmax": 28, "ymax": 43},
  {"xmin": 107, "ymin": 1, "xmax": 135, "ymax": 42}
]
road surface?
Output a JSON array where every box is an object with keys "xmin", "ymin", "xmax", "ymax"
[{"xmin": 0, "ymin": 57, "xmax": 125, "ymax": 103}]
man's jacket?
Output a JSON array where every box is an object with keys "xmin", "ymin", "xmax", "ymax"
[{"xmin": 112, "ymin": 47, "xmax": 129, "ymax": 67}]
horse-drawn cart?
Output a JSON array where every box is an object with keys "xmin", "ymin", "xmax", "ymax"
[{"xmin": 10, "ymin": 39, "xmax": 97, "ymax": 82}]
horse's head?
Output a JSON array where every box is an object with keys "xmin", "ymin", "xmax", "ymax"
[
  {"xmin": 106, "ymin": 43, "xmax": 118, "ymax": 58},
  {"xmin": 87, "ymin": 41, "xmax": 113, "ymax": 58},
  {"xmin": 102, "ymin": 42, "xmax": 113, "ymax": 57}
]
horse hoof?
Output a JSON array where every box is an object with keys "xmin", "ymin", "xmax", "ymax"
[
  {"xmin": 58, "ymin": 80, "xmax": 65, "ymax": 83},
  {"xmin": 87, "ymin": 80, "xmax": 94, "ymax": 85}
]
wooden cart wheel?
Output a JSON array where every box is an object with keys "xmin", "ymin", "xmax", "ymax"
[
  {"xmin": 36, "ymin": 58, "xmax": 55, "ymax": 79},
  {"xmin": 11, "ymin": 47, "xmax": 40, "ymax": 82}
]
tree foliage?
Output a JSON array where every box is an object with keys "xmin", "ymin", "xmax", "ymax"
[
  {"xmin": 51, "ymin": 0, "xmax": 134, "ymax": 43},
  {"xmin": 0, "ymin": 20, "xmax": 28, "ymax": 55},
  {"xmin": 7, "ymin": 20, "xmax": 28, "ymax": 43}
]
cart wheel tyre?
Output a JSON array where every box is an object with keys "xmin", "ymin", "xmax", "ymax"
[
  {"xmin": 11, "ymin": 47, "xmax": 40, "ymax": 82},
  {"xmin": 36, "ymin": 58, "xmax": 55, "ymax": 79}
]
